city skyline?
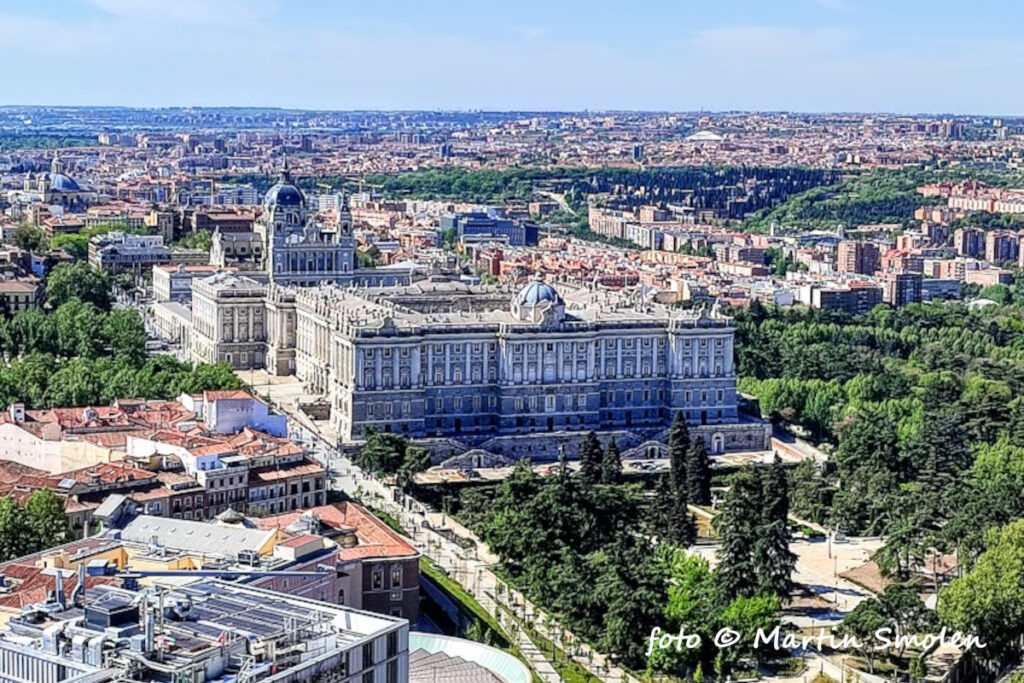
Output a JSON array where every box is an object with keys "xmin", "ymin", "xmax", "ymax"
[{"xmin": 3, "ymin": 0, "xmax": 1024, "ymax": 114}]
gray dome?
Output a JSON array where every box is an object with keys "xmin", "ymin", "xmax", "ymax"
[
  {"xmin": 516, "ymin": 275, "xmax": 559, "ymax": 306},
  {"xmin": 264, "ymin": 180, "xmax": 304, "ymax": 207},
  {"xmin": 264, "ymin": 164, "xmax": 304, "ymax": 208},
  {"xmin": 48, "ymin": 173, "xmax": 80, "ymax": 192}
]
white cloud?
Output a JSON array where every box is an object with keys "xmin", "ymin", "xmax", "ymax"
[
  {"xmin": 693, "ymin": 25, "xmax": 854, "ymax": 59},
  {"xmin": 85, "ymin": 0, "xmax": 278, "ymax": 24}
]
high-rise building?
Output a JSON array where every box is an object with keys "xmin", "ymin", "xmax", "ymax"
[
  {"xmin": 984, "ymin": 230, "xmax": 1021, "ymax": 264},
  {"xmin": 953, "ymin": 227, "xmax": 986, "ymax": 258},
  {"xmin": 837, "ymin": 240, "xmax": 881, "ymax": 275},
  {"xmin": 880, "ymin": 271, "xmax": 923, "ymax": 308}
]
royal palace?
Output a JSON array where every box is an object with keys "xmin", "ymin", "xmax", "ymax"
[{"xmin": 153, "ymin": 167, "xmax": 769, "ymax": 459}]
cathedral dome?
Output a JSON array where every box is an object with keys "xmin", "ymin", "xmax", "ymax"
[
  {"xmin": 264, "ymin": 162, "xmax": 304, "ymax": 208},
  {"xmin": 515, "ymin": 273, "xmax": 560, "ymax": 306},
  {"xmin": 48, "ymin": 173, "xmax": 80, "ymax": 192},
  {"xmin": 264, "ymin": 180, "xmax": 304, "ymax": 207}
]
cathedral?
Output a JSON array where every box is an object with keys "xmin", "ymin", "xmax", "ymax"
[
  {"xmin": 186, "ymin": 163, "xmax": 414, "ymax": 375},
  {"xmin": 15, "ymin": 154, "xmax": 95, "ymax": 211},
  {"xmin": 210, "ymin": 162, "xmax": 411, "ymax": 288},
  {"xmin": 254, "ymin": 162, "xmax": 358, "ymax": 286}
]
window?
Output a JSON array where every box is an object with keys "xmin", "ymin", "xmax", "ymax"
[
  {"xmin": 387, "ymin": 659, "xmax": 399, "ymax": 683},
  {"xmin": 391, "ymin": 566, "xmax": 402, "ymax": 588},
  {"xmin": 372, "ymin": 568, "xmax": 384, "ymax": 590},
  {"xmin": 387, "ymin": 632, "xmax": 399, "ymax": 658},
  {"xmin": 363, "ymin": 641, "xmax": 375, "ymax": 668}
]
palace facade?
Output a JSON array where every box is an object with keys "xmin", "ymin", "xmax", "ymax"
[
  {"xmin": 158, "ymin": 166, "xmax": 768, "ymax": 456},
  {"xmin": 265, "ymin": 276, "xmax": 768, "ymax": 455}
]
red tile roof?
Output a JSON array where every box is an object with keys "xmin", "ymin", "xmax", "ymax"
[
  {"xmin": 258, "ymin": 502, "xmax": 418, "ymax": 562},
  {"xmin": 248, "ymin": 457, "xmax": 324, "ymax": 482}
]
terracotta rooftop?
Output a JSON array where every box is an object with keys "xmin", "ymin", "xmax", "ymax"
[
  {"xmin": 248, "ymin": 457, "xmax": 324, "ymax": 482},
  {"xmin": 259, "ymin": 502, "xmax": 418, "ymax": 562},
  {"xmin": 0, "ymin": 538, "xmax": 120, "ymax": 611},
  {"xmin": 0, "ymin": 400, "xmax": 197, "ymax": 447}
]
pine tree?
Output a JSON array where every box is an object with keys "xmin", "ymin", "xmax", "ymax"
[
  {"xmin": 685, "ymin": 437, "xmax": 712, "ymax": 506},
  {"xmin": 578, "ymin": 431, "xmax": 604, "ymax": 484},
  {"xmin": 666, "ymin": 484, "xmax": 696, "ymax": 548},
  {"xmin": 601, "ymin": 437, "xmax": 622, "ymax": 484},
  {"xmin": 906, "ymin": 406, "xmax": 969, "ymax": 497},
  {"xmin": 715, "ymin": 467, "xmax": 761, "ymax": 598},
  {"xmin": 1006, "ymin": 398, "xmax": 1024, "ymax": 448},
  {"xmin": 647, "ymin": 472, "xmax": 674, "ymax": 532},
  {"xmin": 754, "ymin": 458, "xmax": 796, "ymax": 599},
  {"xmin": 668, "ymin": 411, "xmax": 690, "ymax": 495}
]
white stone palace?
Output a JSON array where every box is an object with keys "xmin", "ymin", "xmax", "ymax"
[
  {"xmin": 156, "ymin": 168, "xmax": 768, "ymax": 458},
  {"xmin": 264, "ymin": 276, "xmax": 769, "ymax": 456}
]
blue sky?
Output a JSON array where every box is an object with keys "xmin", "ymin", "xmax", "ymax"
[{"xmin": 1, "ymin": 0, "xmax": 1022, "ymax": 114}]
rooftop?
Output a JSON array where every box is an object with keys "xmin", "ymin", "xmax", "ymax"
[{"xmin": 259, "ymin": 502, "xmax": 419, "ymax": 562}]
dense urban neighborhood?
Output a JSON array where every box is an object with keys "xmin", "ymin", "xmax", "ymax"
[{"xmin": 0, "ymin": 96, "xmax": 1023, "ymax": 683}]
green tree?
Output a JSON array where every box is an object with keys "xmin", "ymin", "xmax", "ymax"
[
  {"xmin": 840, "ymin": 599, "xmax": 888, "ymax": 673},
  {"xmin": 788, "ymin": 459, "xmax": 834, "ymax": 525},
  {"xmin": 876, "ymin": 582, "xmax": 932, "ymax": 659},
  {"xmin": 600, "ymin": 437, "xmax": 622, "ymax": 484},
  {"xmin": 685, "ymin": 437, "xmax": 712, "ymax": 506},
  {"xmin": 592, "ymin": 535, "xmax": 668, "ymax": 668},
  {"xmin": 959, "ymin": 378, "xmax": 1012, "ymax": 444},
  {"xmin": 24, "ymin": 489, "xmax": 71, "ymax": 550},
  {"xmin": 755, "ymin": 458, "xmax": 796, "ymax": 599},
  {"xmin": 648, "ymin": 550, "xmax": 718, "ymax": 674},
  {"xmin": 578, "ymin": 431, "xmax": 604, "ymax": 485},
  {"xmin": 45, "ymin": 263, "xmax": 111, "ymax": 311},
  {"xmin": 715, "ymin": 594, "xmax": 781, "ymax": 671},
  {"xmin": 357, "ymin": 429, "xmax": 412, "ymax": 476},
  {"xmin": 0, "ymin": 496, "xmax": 31, "ymax": 561},
  {"xmin": 668, "ymin": 411, "xmax": 691, "ymax": 494},
  {"xmin": 715, "ymin": 467, "xmax": 762, "ymax": 598},
  {"xmin": 103, "ymin": 309, "xmax": 148, "ymax": 365},
  {"xmin": 11, "ymin": 223, "xmax": 45, "ymax": 252},
  {"xmin": 938, "ymin": 519, "xmax": 1024, "ymax": 659},
  {"xmin": 717, "ymin": 463, "xmax": 795, "ymax": 600}
]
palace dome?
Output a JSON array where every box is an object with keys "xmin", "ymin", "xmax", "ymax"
[{"xmin": 515, "ymin": 274, "xmax": 560, "ymax": 306}]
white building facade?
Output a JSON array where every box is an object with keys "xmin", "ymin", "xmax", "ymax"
[{"xmin": 269, "ymin": 277, "xmax": 768, "ymax": 455}]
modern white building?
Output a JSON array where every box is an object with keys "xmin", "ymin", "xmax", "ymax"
[{"xmin": 0, "ymin": 578, "xmax": 409, "ymax": 683}]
